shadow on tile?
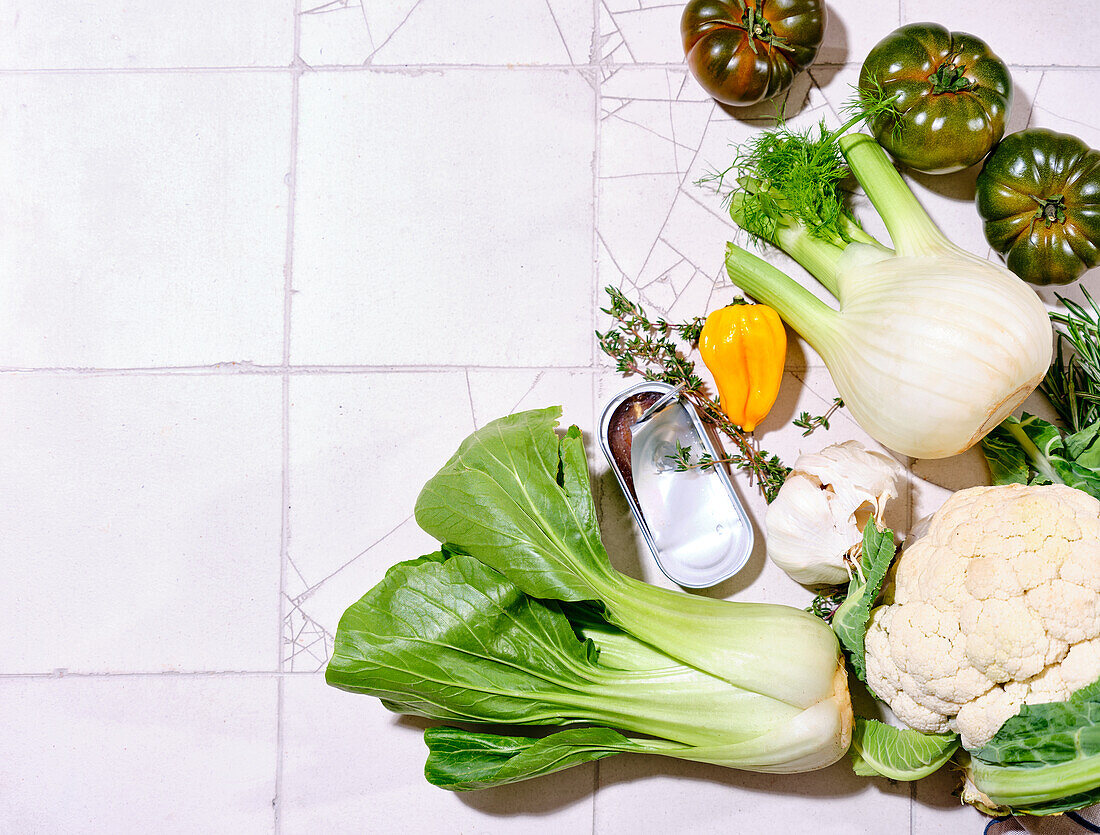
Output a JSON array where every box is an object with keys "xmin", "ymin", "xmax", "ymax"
[
  {"xmin": 597, "ymin": 752, "xmax": 891, "ymax": 802},
  {"xmin": 391, "ymin": 715, "xmax": 598, "ymax": 817}
]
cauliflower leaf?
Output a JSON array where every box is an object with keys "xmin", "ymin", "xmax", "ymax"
[
  {"xmin": 964, "ymin": 675, "xmax": 1100, "ymax": 815},
  {"xmin": 850, "ymin": 717, "xmax": 958, "ymax": 781},
  {"xmin": 832, "ymin": 523, "xmax": 897, "ymax": 683}
]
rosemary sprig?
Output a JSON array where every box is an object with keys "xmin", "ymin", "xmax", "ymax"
[
  {"xmin": 596, "ymin": 286, "xmax": 790, "ymax": 502},
  {"xmin": 1044, "ymin": 289, "xmax": 1100, "ymax": 432},
  {"xmin": 793, "ymin": 397, "xmax": 844, "ymax": 436}
]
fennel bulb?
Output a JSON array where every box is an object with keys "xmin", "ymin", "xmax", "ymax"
[
  {"xmin": 723, "ymin": 133, "xmax": 1052, "ymax": 459},
  {"xmin": 327, "ymin": 408, "xmax": 854, "ymax": 787}
]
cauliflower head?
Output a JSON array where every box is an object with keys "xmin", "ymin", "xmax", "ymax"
[{"xmin": 865, "ymin": 483, "xmax": 1100, "ymax": 750}]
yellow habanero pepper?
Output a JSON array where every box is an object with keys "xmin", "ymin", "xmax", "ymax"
[{"xmin": 698, "ymin": 302, "xmax": 786, "ymax": 432}]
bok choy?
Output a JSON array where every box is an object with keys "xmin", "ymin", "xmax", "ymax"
[
  {"xmin": 327, "ymin": 407, "xmax": 854, "ymax": 788},
  {"xmin": 715, "ymin": 126, "xmax": 1052, "ymax": 460}
]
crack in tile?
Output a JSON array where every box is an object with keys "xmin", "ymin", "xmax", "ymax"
[
  {"xmin": 603, "ymin": 110, "xmax": 697, "ymax": 152},
  {"xmin": 543, "ymin": 0, "xmax": 577, "ymax": 66},
  {"xmin": 301, "ymin": 0, "xmax": 355, "ymax": 14},
  {"xmin": 600, "ymin": 99, "xmax": 632, "ymax": 119},
  {"xmin": 364, "ymin": 0, "xmax": 423, "ymax": 65},
  {"xmin": 464, "ymin": 368, "xmax": 479, "ymax": 429},
  {"xmin": 1032, "ymin": 102, "xmax": 1100, "ymax": 134},
  {"xmin": 291, "ymin": 513, "xmax": 415, "ymax": 603},
  {"xmin": 599, "ymin": 1, "xmax": 638, "ymax": 63},
  {"xmin": 509, "ymin": 370, "xmax": 547, "ymax": 414},
  {"xmin": 666, "ymin": 68, "xmax": 680, "ymax": 174},
  {"xmin": 596, "ymin": 230, "xmax": 630, "ymax": 281},
  {"xmin": 1024, "ymin": 71, "xmax": 1045, "ymax": 129}
]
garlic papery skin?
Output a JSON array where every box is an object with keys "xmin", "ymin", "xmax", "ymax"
[{"xmin": 765, "ymin": 441, "xmax": 905, "ymax": 585}]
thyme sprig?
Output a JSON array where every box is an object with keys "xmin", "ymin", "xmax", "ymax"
[
  {"xmin": 793, "ymin": 397, "xmax": 844, "ymax": 436},
  {"xmin": 663, "ymin": 440, "xmax": 747, "ymax": 474},
  {"xmin": 596, "ymin": 286, "xmax": 790, "ymax": 502}
]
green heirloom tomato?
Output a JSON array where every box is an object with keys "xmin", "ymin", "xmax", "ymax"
[
  {"xmin": 976, "ymin": 129, "xmax": 1100, "ymax": 286},
  {"xmin": 681, "ymin": 0, "xmax": 825, "ymax": 107},
  {"xmin": 859, "ymin": 23, "xmax": 1012, "ymax": 174}
]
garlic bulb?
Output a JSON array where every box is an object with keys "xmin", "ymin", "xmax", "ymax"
[{"xmin": 765, "ymin": 441, "xmax": 905, "ymax": 585}]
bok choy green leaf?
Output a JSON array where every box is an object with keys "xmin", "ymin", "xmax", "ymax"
[{"xmin": 327, "ymin": 407, "xmax": 855, "ymax": 788}]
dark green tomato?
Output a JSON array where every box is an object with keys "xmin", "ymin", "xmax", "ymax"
[
  {"xmin": 859, "ymin": 22, "xmax": 1012, "ymax": 174},
  {"xmin": 976, "ymin": 129, "xmax": 1100, "ymax": 286},
  {"xmin": 681, "ymin": 0, "xmax": 825, "ymax": 107}
]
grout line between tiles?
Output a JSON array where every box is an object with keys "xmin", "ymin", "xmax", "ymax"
[
  {"xmin": 4, "ymin": 62, "xmax": 1100, "ymax": 74},
  {"xmin": 0, "ymin": 363, "xmax": 609, "ymax": 375},
  {"xmin": 0, "ymin": 670, "xmax": 320, "ymax": 679},
  {"xmin": 275, "ymin": 5, "xmax": 304, "ymax": 830},
  {"xmin": 590, "ymin": 0, "xmax": 601, "ymax": 826}
]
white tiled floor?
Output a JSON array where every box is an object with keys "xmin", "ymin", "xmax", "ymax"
[{"xmin": 3, "ymin": 1, "xmax": 1099, "ymax": 832}]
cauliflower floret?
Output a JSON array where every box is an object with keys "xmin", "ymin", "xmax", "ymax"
[{"xmin": 865, "ymin": 484, "xmax": 1100, "ymax": 750}]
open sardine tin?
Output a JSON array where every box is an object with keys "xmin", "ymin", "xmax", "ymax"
[{"xmin": 598, "ymin": 381, "xmax": 754, "ymax": 588}]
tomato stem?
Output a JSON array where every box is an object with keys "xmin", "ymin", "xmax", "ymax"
[
  {"xmin": 739, "ymin": 1, "xmax": 794, "ymax": 55},
  {"xmin": 929, "ymin": 60, "xmax": 976, "ymax": 95},
  {"xmin": 1031, "ymin": 194, "xmax": 1067, "ymax": 227}
]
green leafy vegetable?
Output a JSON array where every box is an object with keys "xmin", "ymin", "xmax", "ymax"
[
  {"xmin": 984, "ymin": 291, "xmax": 1100, "ymax": 502},
  {"xmin": 963, "ymin": 677, "xmax": 1100, "ymax": 815},
  {"xmin": 981, "ymin": 413, "xmax": 1100, "ymax": 501},
  {"xmin": 850, "ymin": 718, "xmax": 958, "ymax": 781},
  {"xmin": 328, "ymin": 407, "xmax": 854, "ymax": 789},
  {"xmin": 424, "ymin": 727, "xmax": 643, "ymax": 791},
  {"xmin": 413, "ymin": 407, "xmax": 841, "ymax": 707},
  {"xmin": 831, "ymin": 523, "xmax": 897, "ymax": 683}
]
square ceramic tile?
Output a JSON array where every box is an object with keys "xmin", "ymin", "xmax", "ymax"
[
  {"xmin": 901, "ymin": 1, "xmax": 1100, "ymax": 66},
  {"xmin": 286, "ymin": 371, "xmax": 473, "ymax": 601},
  {"xmin": 291, "ymin": 69, "xmax": 596, "ymax": 367},
  {"xmin": 299, "ymin": 0, "xmax": 595, "ymax": 66},
  {"xmin": 0, "ymin": 676, "xmax": 278, "ymax": 833},
  {"xmin": 0, "ymin": 72, "xmax": 290, "ymax": 368},
  {"xmin": 1, "ymin": 1, "xmax": 295, "ymax": 69},
  {"xmin": 1028, "ymin": 70, "xmax": 1100, "ymax": 150},
  {"xmin": 279, "ymin": 673, "xmax": 597, "ymax": 832},
  {"xmin": 0, "ymin": 375, "xmax": 283, "ymax": 672},
  {"xmin": 285, "ymin": 369, "xmax": 595, "ymax": 670}
]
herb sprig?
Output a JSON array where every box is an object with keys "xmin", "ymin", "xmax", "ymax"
[
  {"xmin": 794, "ymin": 397, "xmax": 844, "ymax": 436},
  {"xmin": 697, "ymin": 85, "xmax": 902, "ymax": 249},
  {"xmin": 596, "ymin": 286, "xmax": 790, "ymax": 502},
  {"xmin": 1044, "ymin": 289, "xmax": 1100, "ymax": 432}
]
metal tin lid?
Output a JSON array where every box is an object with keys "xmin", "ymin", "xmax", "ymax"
[{"xmin": 598, "ymin": 381, "xmax": 753, "ymax": 588}]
